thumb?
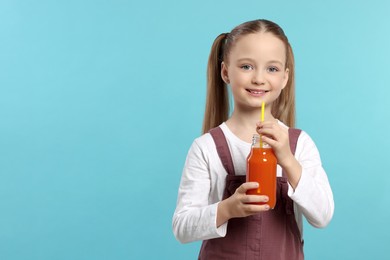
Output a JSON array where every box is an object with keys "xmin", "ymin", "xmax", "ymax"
[{"xmin": 236, "ymin": 182, "xmax": 259, "ymax": 194}]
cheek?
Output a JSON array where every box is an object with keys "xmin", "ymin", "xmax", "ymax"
[
  {"xmin": 229, "ymin": 71, "xmax": 250, "ymax": 85},
  {"xmin": 271, "ymin": 77, "xmax": 287, "ymax": 90},
  {"xmin": 229, "ymin": 82, "xmax": 246, "ymax": 99},
  {"xmin": 230, "ymin": 84, "xmax": 241, "ymax": 95}
]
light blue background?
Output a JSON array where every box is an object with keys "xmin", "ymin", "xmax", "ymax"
[{"xmin": 1, "ymin": 0, "xmax": 389, "ymax": 259}]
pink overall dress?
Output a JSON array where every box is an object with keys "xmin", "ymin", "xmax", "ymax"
[{"xmin": 198, "ymin": 127, "xmax": 304, "ymax": 260}]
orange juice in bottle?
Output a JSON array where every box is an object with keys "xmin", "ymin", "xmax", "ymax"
[{"xmin": 246, "ymin": 134, "xmax": 277, "ymax": 208}]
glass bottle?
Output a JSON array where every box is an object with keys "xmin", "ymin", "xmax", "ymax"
[{"xmin": 246, "ymin": 134, "xmax": 277, "ymax": 208}]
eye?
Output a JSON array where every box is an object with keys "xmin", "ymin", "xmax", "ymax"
[
  {"xmin": 267, "ymin": 66, "xmax": 280, "ymax": 73},
  {"xmin": 240, "ymin": 64, "xmax": 254, "ymax": 70}
]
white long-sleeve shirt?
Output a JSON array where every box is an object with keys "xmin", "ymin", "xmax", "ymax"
[{"xmin": 173, "ymin": 122, "xmax": 334, "ymax": 244}]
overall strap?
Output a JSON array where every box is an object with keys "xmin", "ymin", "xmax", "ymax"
[
  {"xmin": 209, "ymin": 127, "xmax": 235, "ymax": 176},
  {"xmin": 288, "ymin": 128, "xmax": 302, "ymax": 155}
]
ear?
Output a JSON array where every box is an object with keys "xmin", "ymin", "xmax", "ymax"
[
  {"xmin": 221, "ymin": 62, "xmax": 230, "ymax": 84},
  {"xmin": 281, "ymin": 68, "xmax": 289, "ymax": 89}
]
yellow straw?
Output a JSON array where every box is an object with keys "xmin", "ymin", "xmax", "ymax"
[
  {"xmin": 260, "ymin": 102, "xmax": 265, "ymax": 147},
  {"xmin": 261, "ymin": 101, "xmax": 265, "ymax": 122}
]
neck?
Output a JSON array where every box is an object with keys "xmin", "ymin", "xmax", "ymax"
[{"xmin": 226, "ymin": 106, "xmax": 276, "ymax": 143}]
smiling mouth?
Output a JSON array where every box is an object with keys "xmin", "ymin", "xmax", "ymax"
[{"xmin": 246, "ymin": 89, "xmax": 269, "ymax": 94}]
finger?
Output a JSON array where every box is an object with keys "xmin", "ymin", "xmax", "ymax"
[
  {"xmin": 236, "ymin": 182, "xmax": 259, "ymax": 194},
  {"xmin": 260, "ymin": 127, "xmax": 288, "ymax": 142},
  {"xmin": 258, "ymin": 122, "xmax": 284, "ymax": 133},
  {"xmin": 257, "ymin": 127, "xmax": 275, "ymax": 138},
  {"xmin": 257, "ymin": 120, "xmax": 278, "ymax": 128},
  {"xmin": 261, "ymin": 135, "xmax": 277, "ymax": 146},
  {"xmin": 257, "ymin": 122, "xmax": 280, "ymax": 133},
  {"xmin": 243, "ymin": 195, "xmax": 269, "ymax": 204},
  {"xmin": 256, "ymin": 121, "xmax": 263, "ymax": 128},
  {"xmin": 243, "ymin": 204, "xmax": 271, "ymax": 213}
]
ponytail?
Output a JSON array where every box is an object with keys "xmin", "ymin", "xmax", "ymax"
[
  {"xmin": 271, "ymin": 42, "xmax": 296, "ymax": 128},
  {"xmin": 202, "ymin": 33, "xmax": 229, "ymax": 134}
]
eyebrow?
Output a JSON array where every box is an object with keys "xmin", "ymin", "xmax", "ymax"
[{"xmin": 237, "ymin": 58, "xmax": 284, "ymax": 66}]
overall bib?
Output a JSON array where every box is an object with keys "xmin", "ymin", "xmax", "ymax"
[{"xmin": 198, "ymin": 127, "xmax": 304, "ymax": 260}]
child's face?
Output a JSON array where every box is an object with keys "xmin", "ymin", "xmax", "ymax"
[{"xmin": 221, "ymin": 32, "xmax": 289, "ymax": 111}]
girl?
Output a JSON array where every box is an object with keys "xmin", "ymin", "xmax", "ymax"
[{"xmin": 172, "ymin": 19, "xmax": 334, "ymax": 259}]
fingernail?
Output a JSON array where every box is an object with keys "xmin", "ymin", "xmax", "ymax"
[{"xmin": 265, "ymin": 205, "xmax": 270, "ymax": 210}]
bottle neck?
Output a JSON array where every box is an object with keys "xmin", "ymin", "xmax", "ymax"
[{"xmin": 251, "ymin": 134, "xmax": 271, "ymax": 148}]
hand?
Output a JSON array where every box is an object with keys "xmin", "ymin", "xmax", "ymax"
[
  {"xmin": 256, "ymin": 120, "xmax": 294, "ymax": 168},
  {"xmin": 217, "ymin": 182, "xmax": 269, "ymax": 226},
  {"xmin": 256, "ymin": 120, "xmax": 303, "ymax": 189}
]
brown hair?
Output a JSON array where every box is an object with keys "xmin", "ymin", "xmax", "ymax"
[{"xmin": 202, "ymin": 19, "xmax": 296, "ymax": 134}]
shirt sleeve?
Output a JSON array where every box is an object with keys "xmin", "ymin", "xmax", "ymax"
[
  {"xmin": 172, "ymin": 138, "xmax": 227, "ymax": 243},
  {"xmin": 288, "ymin": 131, "xmax": 335, "ymax": 228}
]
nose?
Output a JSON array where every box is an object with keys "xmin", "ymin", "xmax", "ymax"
[{"xmin": 252, "ymin": 70, "xmax": 265, "ymax": 85}]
